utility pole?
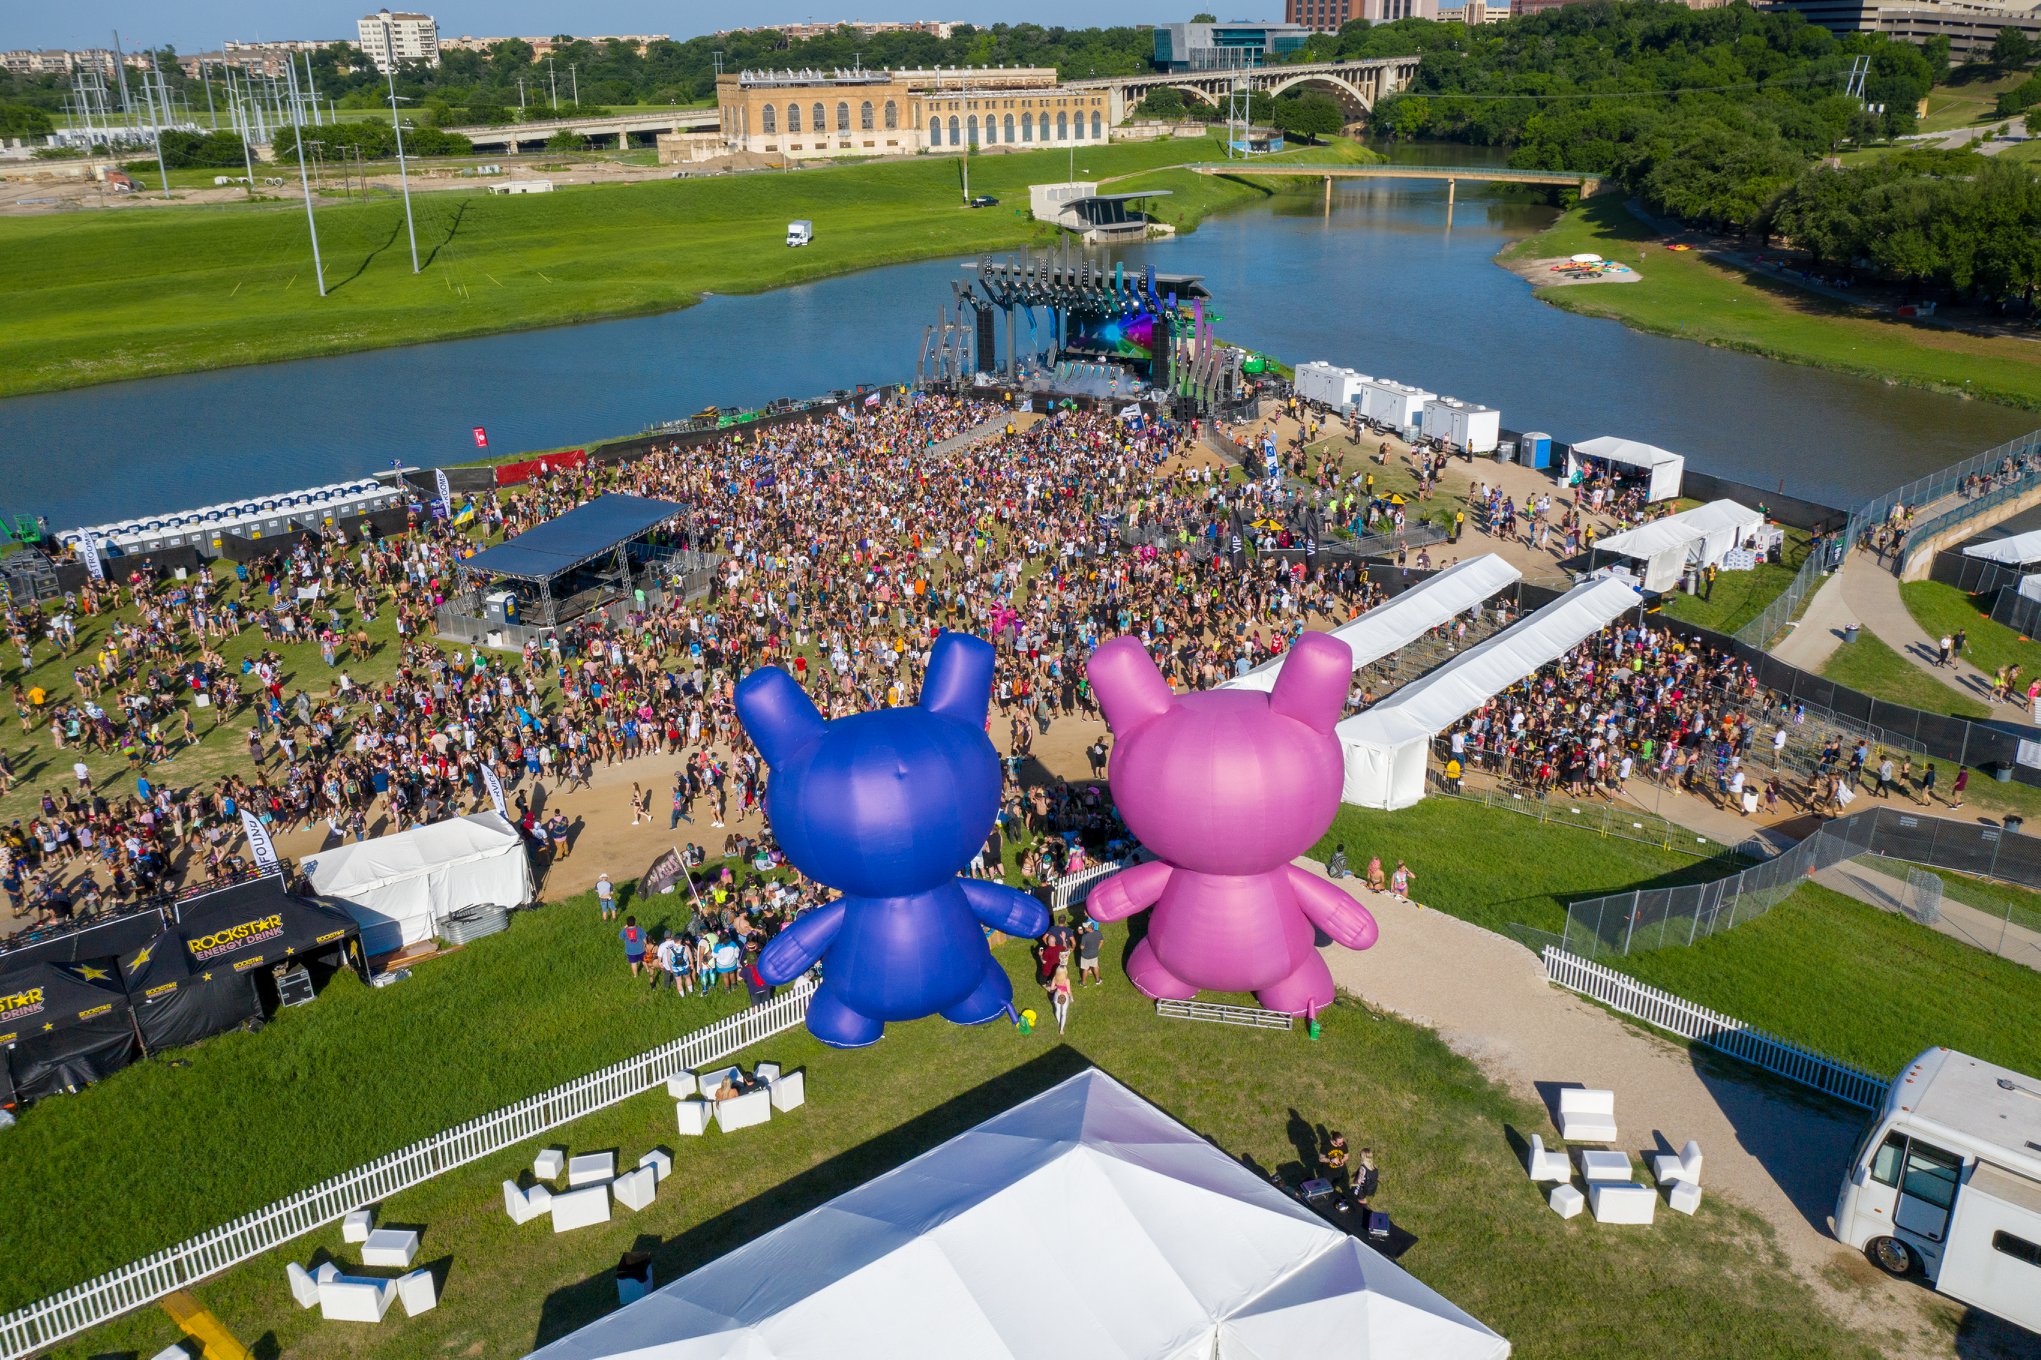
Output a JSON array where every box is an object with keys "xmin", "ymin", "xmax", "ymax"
[
  {"xmin": 517, "ymin": 75, "xmax": 527, "ymax": 112},
  {"xmin": 143, "ymin": 54, "xmax": 171, "ymax": 198},
  {"xmin": 286, "ymin": 58, "xmax": 326, "ymax": 296},
  {"xmin": 570, "ymin": 63, "xmax": 578, "ymax": 107},
  {"xmin": 111, "ymin": 29, "xmax": 134, "ymax": 116},
  {"xmin": 383, "ymin": 12, "xmax": 421, "ymax": 274},
  {"xmin": 548, "ymin": 57, "xmax": 558, "ymax": 111},
  {"xmin": 227, "ymin": 65, "xmax": 257, "ymax": 198},
  {"xmin": 200, "ymin": 59, "xmax": 216, "ymax": 125}
]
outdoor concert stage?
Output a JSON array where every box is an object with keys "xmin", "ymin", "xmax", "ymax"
[{"xmin": 917, "ymin": 253, "xmax": 1249, "ymax": 416}]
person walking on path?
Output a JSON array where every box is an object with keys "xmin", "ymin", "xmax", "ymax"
[
  {"xmin": 1919, "ymin": 763, "xmax": 1938, "ymax": 807},
  {"xmin": 620, "ymin": 915, "xmax": 647, "ymax": 978},
  {"xmin": 1050, "ymin": 961, "xmax": 1073, "ymax": 1033},
  {"xmin": 596, "ymin": 871, "xmax": 617, "ymax": 921},
  {"xmin": 1949, "ymin": 767, "xmax": 1968, "ymax": 810},
  {"xmin": 1077, "ymin": 918, "xmax": 1103, "ymax": 985},
  {"xmin": 1953, "ymin": 628, "xmax": 1968, "ymax": 662},
  {"xmin": 1936, "ymin": 634, "xmax": 1953, "ymax": 667},
  {"xmin": 1875, "ymin": 756, "xmax": 1893, "ymax": 799}
]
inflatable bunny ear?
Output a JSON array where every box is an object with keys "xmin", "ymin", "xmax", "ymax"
[
  {"xmin": 736, "ymin": 667, "xmax": 826, "ymax": 768},
  {"xmin": 1089, "ymin": 636, "xmax": 1175, "ymax": 735},
  {"xmin": 920, "ymin": 632, "xmax": 995, "ymax": 727},
  {"xmin": 1268, "ymin": 632, "xmax": 1352, "ymax": 734}
]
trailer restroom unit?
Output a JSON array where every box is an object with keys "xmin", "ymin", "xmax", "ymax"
[
  {"xmin": 1422, "ymin": 397, "xmax": 1500, "ymax": 454},
  {"xmin": 1295, "ymin": 362, "xmax": 1370, "ymax": 411},
  {"xmin": 1357, "ymin": 378, "xmax": 1434, "ymax": 433}
]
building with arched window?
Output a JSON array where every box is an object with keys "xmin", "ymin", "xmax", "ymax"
[
  {"xmin": 714, "ymin": 67, "xmax": 1117, "ymax": 161},
  {"xmin": 860, "ymin": 100, "xmax": 874, "ymax": 130}
]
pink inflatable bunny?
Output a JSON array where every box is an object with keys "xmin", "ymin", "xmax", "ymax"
[{"xmin": 1085, "ymin": 631, "xmax": 1378, "ymax": 1014}]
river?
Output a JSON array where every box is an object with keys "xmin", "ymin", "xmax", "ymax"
[{"xmin": 4, "ymin": 177, "xmax": 2033, "ymax": 530}]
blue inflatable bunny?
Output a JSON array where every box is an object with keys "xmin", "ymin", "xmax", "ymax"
[{"xmin": 737, "ymin": 631, "xmax": 1050, "ymax": 1048}]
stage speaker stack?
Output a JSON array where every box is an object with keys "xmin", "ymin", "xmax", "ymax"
[{"xmin": 975, "ymin": 308, "xmax": 997, "ymax": 375}]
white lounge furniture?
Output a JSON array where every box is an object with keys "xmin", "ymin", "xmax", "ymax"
[
  {"xmin": 361, "ymin": 1227, "xmax": 420, "ymax": 1269},
  {"xmin": 1576, "ymin": 1148, "xmax": 1633, "ymax": 1184},
  {"xmin": 1524, "ymin": 1134, "xmax": 1569, "ymax": 1183},
  {"xmin": 754, "ymin": 1062, "xmax": 782, "ymax": 1083},
  {"xmin": 533, "ymin": 1148, "xmax": 567, "ymax": 1181},
  {"xmin": 1588, "ymin": 1181, "xmax": 1657, "ymax": 1225},
  {"xmin": 287, "ymin": 1261, "xmax": 321, "ymax": 1309},
  {"xmin": 676, "ymin": 1100, "xmax": 712, "ymax": 1136},
  {"xmin": 1666, "ymin": 1179, "xmax": 1703, "ymax": 1215},
  {"xmin": 551, "ymin": 1183, "xmax": 612, "ymax": 1233},
  {"xmin": 1557, "ymin": 1088, "xmax": 1617, "ymax": 1143},
  {"xmin": 568, "ymin": 1152, "xmax": 615, "ymax": 1187},
  {"xmin": 715, "ymin": 1087, "xmax": 772, "ymax": 1133},
  {"xmin": 639, "ymin": 1148, "xmax": 673, "ymax": 1183},
  {"xmin": 396, "ymin": 1268, "xmax": 438, "ymax": 1317},
  {"xmin": 313, "ymin": 1262, "xmax": 341, "ymax": 1285},
  {"xmin": 317, "ymin": 1276, "xmax": 397, "ymax": 1323},
  {"xmin": 1548, "ymin": 1183, "xmax": 1586, "ymax": 1220},
  {"xmin": 341, "ymin": 1209, "xmax": 374, "ymax": 1243},
  {"xmin": 665, "ymin": 1072, "xmax": 699, "ymax": 1099},
  {"xmin": 768, "ymin": 1070, "xmax": 806, "ymax": 1114},
  {"xmin": 698, "ymin": 1066, "xmax": 744, "ymax": 1096},
  {"xmin": 150, "ymin": 1346, "xmax": 195, "ymax": 1360},
  {"xmin": 1652, "ymin": 1139, "xmax": 1703, "ymax": 1187},
  {"xmin": 613, "ymin": 1165, "xmax": 658, "ymax": 1213},
  {"xmin": 503, "ymin": 1181, "xmax": 553, "ymax": 1225}
]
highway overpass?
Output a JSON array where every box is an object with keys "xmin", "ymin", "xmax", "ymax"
[
  {"xmin": 444, "ymin": 108, "xmax": 719, "ymax": 153},
  {"xmin": 1065, "ymin": 57, "xmax": 1423, "ymax": 125},
  {"xmin": 1186, "ymin": 161, "xmax": 1606, "ymax": 202}
]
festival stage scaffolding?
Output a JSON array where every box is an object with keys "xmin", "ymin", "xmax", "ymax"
[{"xmin": 916, "ymin": 251, "xmax": 1249, "ymax": 416}]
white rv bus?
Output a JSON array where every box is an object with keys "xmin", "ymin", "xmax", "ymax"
[{"xmin": 1833, "ymin": 1048, "xmax": 2041, "ymax": 1334}]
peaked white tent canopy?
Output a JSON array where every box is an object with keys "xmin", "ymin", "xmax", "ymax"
[
  {"xmin": 1338, "ymin": 576, "xmax": 1642, "ymax": 810},
  {"xmin": 1963, "ymin": 529, "xmax": 2041, "ymax": 566},
  {"xmin": 1223, "ymin": 554, "xmax": 1522, "ymax": 694},
  {"xmin": 304, "ymin": 812, "xmax": 533, "ymax": 956},
  {"xmin": 1593, "ymin": 499, "xmax": 1765, "ymax": 593},
  {"xmin": 1565, "ymin": 435, "xmax": 1684, "ymax": 503},
  {"xmin": 522, "ymin": 1069, "xmax": 1509, "ymax": 1360}
]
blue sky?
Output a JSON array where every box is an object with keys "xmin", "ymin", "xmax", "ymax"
[{"xmin": 13, "ymin": 2, "xmax": 1277, "ymax": 53}]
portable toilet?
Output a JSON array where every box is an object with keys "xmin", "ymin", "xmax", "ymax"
[{"xmin": 1520, "ymin": 431, "xmax": 1553, "ymax": 469}]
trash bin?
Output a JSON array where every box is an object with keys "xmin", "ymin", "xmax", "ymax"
[
  {"xmin": 1682, "ymin": 566, "xmax": 1701, "ymax": 596},
  {"xmin": 2007, "ymin": 815, "xmax": 2025, "ymax": 837},
  {"xmin": 1996, "ymin": 762, "xmax": 2014, "ymax": 783},
  {"xmin": 616, "ymin": 1251, "xmax": 653, "ymax": 1306},
  {"xmin": 1843, "ymin": 623, "xmax": 1860, "ymax": 644}
]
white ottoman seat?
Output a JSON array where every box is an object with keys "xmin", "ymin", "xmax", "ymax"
[
  {"xmin": 1667, "ymin": 1179, "xmax": 1703, "ymax": 1215},
  {"xmin": 341, "ymin": 1209, "xmax": 374, "ymax": 1243},
  {"xmin": 361, "ymin": 1228, "xmax": 419, "ymax": 1269},
  {"xmin": 665, "ymin": 1072, "xmax": 698, "ymax": 1099},
  {"xmin": 768, "ymin": 1070, "xmax": 806, "ymax": 1113},
  {"xmin": 1548, "ymin": 1183, "xmax": 1586, "ymax": 1219},
  {"xmin": 568, "ymin": 1152, "xmax": 615, "ymax": 1187},
  {"xmin": 676, "ymin": 1100, "xmax": 711, "ymax": 1136},
  {"xmin": 396, "ymin": 1268, "xmax": 438, "ymax": 1317},
  {"xmin": 639, "ymin": 1149, "xmax": 673, "ymax": 1183},
  {"xmin": 1576, "ymin": 1148, "xmax": 1633, "ymax": 1184}
]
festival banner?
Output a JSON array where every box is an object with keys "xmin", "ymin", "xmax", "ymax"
[
  {"xmin": 240, "ymin": 808, "xmax": 280, "ymax": 873},
  {"xmin": 434, "ymin": 467, "xmax": 453, "ymax": 513},
  {"xmin": 493, "ymin": 448, "xmax": 586, "ymax": 487},
  {"xmin": 481, "ymin": 763, "xmax": 508, "ymax": 819},
  {"xmin": 641, "ymin": 847, "xmax": 685, "ymax": 897},
  {"xmin": 472, "ymin": 426, "xmax": 489, "ymax": 448},
  {"xmin": 80, "ymin": 530, "xmax": 104, "ymax": 583}
]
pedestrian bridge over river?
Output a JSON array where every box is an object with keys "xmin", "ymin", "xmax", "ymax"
[{"xmin": 1185, "ymin": 162, "xmax": 1606, "ymax": 202}]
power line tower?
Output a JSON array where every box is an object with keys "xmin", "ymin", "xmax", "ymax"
[{"xmin": 1843, "ymin": 55, "xmax": 1871, "ymax": 105}]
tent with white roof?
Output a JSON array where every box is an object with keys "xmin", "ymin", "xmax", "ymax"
[
  {"xmin": 1338, "ymin": 576, "xmax": 1642, "ymax": 810},
  {"xmin": 521, "ymin": 1068, "xmax": 1510, "ymax": 1360},
  {"xmin": 1963, "ymin": 529, "xmax": 2041, "ymax": 566},
  {"xmin": 1223, "ymin": 554, "xmax": 1522, "ymax": 694},
  {"xmin": 1565, "ymin": 436, "xmax": 1685, "ymax": 503},
  {"xmin": 304, "ymin": 812, "xmax": 532, "ymax": 956},
  {"xmin": 1591, "ymin": 499, "xmax": 1765, "ymax": 593}
]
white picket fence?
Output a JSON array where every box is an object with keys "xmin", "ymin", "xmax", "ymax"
[
  {"xmin": 1048, "ymin": 858, "xmax": 1132, "ymax": 915},
  {"xmin": 1540, "ymin": 947, "xmax": 1890, "ymax": 1110},
  {"xmin": 0, "ymin": 978, "xmax": 816, "ymax": 1360}
]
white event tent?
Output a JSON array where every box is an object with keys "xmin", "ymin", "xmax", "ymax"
[
  {"xmin": 1338, "ymin": 576, "xmax": 1642, "ymax": 810},
  {"xmin": 1963, "ymin": 529, "xmax": 2041, "ymax": 566},
  {"xmin": 1565, "ymin": 436, "xmax": 1685, "ymax": 503},
  {"xmin": 522, "ymin": 1068, "xmax": 1511, "ymax": 1360},
  {"xmin": 1591, "ymin": 499, "xmax": 1765, "ymax": 593},
  {"xmin": 1223, "ymin": 554, "xmax": 1522, "ymax": 693},
  {"xmin": 304, "ymin": 812, "xmax": 533, "ymax": 955}
]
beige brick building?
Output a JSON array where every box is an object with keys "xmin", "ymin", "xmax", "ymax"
[{"xmin": 715, "ymin": 67, "xmax": 1115, "ymax": 160}]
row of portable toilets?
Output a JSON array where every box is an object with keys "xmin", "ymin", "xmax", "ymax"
[{"xmin": 59, "ymin": 479, "xmax": 409, "ymax": 560}]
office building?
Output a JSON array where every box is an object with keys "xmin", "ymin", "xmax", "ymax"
[
  {"xmin": 355, "ymin": 8, "xmax": 441, "ymax": 72},
  {"xmin": 1764, "ymin": 0, "xmax": 2040, "ymax": 59},
  {"xmin": 1288, "ymin": 0, "xmax": 1438, "ymax": 25},
  {"xmin": 716, "ymin": 66, "xmax": 1110, "ymax": 160},
  {"xmin": 1151, "ymin": 21, "xmax": 1313, "ymax": 70}
]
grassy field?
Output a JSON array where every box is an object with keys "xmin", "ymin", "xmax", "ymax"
[
  {"xmin": 40, "ymin": 925, "xmax": 1894, "ymax": 1360},
  {"xmin": 1820, "ymin": 629, "xmax": 1992, "ymax": 719},
  {"xmin": 1902, "ymin": 579, "xmax": 2041, "ymax": 683},
  {"xmin": 1916, "ymin": 67, "xmax": 2030, "ymax": 135},
  {"xmin": 1655, "ymin": 524, "xmax": 1814, "ymax": 635},
  {"xmin": 1503, "ymin": 196, "xmax": 2041, "ymax": 411},
  {"xmin": 0, "ymin": 133, "xmax": 1374, "ymax": 398}
]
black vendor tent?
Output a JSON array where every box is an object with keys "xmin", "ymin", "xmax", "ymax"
[{"xmin": 0, "ymin": 958, "xmax": 138, "ymax": 1105}]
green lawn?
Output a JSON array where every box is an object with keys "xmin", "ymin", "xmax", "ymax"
[
  {"xmin": 44, "ymin": 928, "xmax": 1890, "ymax": 1360},
  {"xmin": 1504, "ymin": 196, "xmax": 2041, "ymax": 411},
  {"xmin": 0, "ymin": 133, "xmax": 1374, "ymax": 398},
  {"xmin": 1901, "ymin": 578, "xmax": 2041, "ymax": 684},
  {"xmin": 1916, "ymin": 67, "xmax": 2030, "ymax": 134},
  {"xmin": 1819, "ymin": 629, "xmax": 1991, "ymax": 719},
  {"xmin": 1655, "ymin": 525, "xmax": 1814, "ymax": 635}
]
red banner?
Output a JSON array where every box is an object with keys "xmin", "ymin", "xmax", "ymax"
[
  {"xmin": 472, "ymin": 426, "xmax": 489, "ymax": 448},
  {"xmin": 493, "ymin": 448, "xmax": 587, "ymax": 487}
]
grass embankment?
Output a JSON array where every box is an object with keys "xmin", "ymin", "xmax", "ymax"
[
  {"xmin": 1902, "ymin": 578, "xmax": 2041, "ymax": 685},
  {"xmin": 1655, "ymin": 523, "xmax": 1814, "ymax": 635},
  {"xmin": 0, "ymin": 134, "xmax": 1374, "ymax": 399},
  {"xmin": 1503, "ymin": 195, "xmax": 2041, "ymax": 411},
  {"xmin": 40, "ymin": 923, "xmax": 1888, "ymax": 1360},
  {"xmin": 1819, "ymin": 629, "xmax": 1992, "ymax": 719}
]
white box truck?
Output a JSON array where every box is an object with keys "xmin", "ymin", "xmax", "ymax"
[
  {"xmin": 786, "ymin": 220, "xmax": 814, "ymax": 247},
  {"xmin": 1422, "ymin": 397, "xmax": 1502, "ymax": 454},
  {"xmin": 1295, "ymin": 362, "xmax": 1370, "ymax": 412},
  {"xmin": 1833, "ymin": 1047, "xmax": 2041, "ymax": 1334}
]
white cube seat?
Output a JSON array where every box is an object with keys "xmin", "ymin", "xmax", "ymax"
[
  {"xmin": 287, "ymin": 1261, "xmax": 320, "ymax": 1309},
  {"xmin": 665, "ymin": 1072, "xmax": 699, "ymax": 1099},
  {"xmin": 768, "ymin": 1070, "xmax": 806, "ymax": 1113},
  {"xmin": 551, "ymin": 1183, "xmax": 612, "ymax": 1233},
  {"xmin": 341, "ymin": 1209, "xmax": 374, "ymax": 1243},
  {"xmin": 1653, "ymin": 1139, "xmax": 1704, "ymax": 1187},
  {"xmin": 754, "ymin": 1062, "xmax": 782, "ymax": 1083},
  {"xmin": 614, "ymin": 1165, "xmax": 658, "ymax": 1212},
  {"xmin": 1548, "ymin": 1183, "xmax": 1585, "ymax": 1219},
  {"xmin": 568, "ymin": 1152, "xmax": 615, "ymax": 1188},
  {"xmin": 361, "ymin": 1228, "xmax": 419, "ymax": 1269},
  {"xmin": 317, "ymin": 1277, "xmax": 397, "ymax": 1323},
  {"xmin": 639, "ymin": 1148, "xmax": 673, "ymax": 1183},
  {"xmin": 1588, "ymin": 1181, "xmax": 1657, "ymax": 1225},
  {"xmin": 396, "ymin": 1268, "xmax": 438, "ymax": 1317},
  {"xmin": 1557, "ymin": 1088, "xmax": 1617, "ymax": 1144},
  {"xmin": 1666, "ymin": 1179, "xmax": 1703, "ymax": 1215},
  {"xmin": 676, "ymin": 1100, "xmax": 711, "ymax": 1136},
  {"xmin": 1576, "ymin": 1148, "xmax": 1633, "ymax": 1184},
  {"xmin": 715, "ymin": 1087, "xmax": 772, "ymax": 1133},
  {"xmin": 150, "ymin": 1346, "xmax": 195, "ymax": 1360},
  {"xmin": 1524, "ymin": 1133, "xmax": 1569, "ymax": 1183},
  {"xmin": 533, "ymin": 1148, "xmax": 567, "ymax": 1181}
]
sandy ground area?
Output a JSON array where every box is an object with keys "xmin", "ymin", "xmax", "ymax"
[{"xmin": 1503, "ymin": 254, "xmax": 1644, "ymax": 287}]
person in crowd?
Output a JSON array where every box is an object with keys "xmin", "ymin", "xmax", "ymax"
[{"xmin": 619, "ymin": 914, "xmax": 647, "ymax": 978}]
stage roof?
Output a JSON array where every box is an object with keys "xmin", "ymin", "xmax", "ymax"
[{"xmin": 462, "ymin": 494, "xmax": 684, "ymax": 583}]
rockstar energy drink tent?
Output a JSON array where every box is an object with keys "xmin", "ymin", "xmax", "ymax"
[{"xmin": 0, "ymin": 958, "xmax": 137, "ymax": 1106}]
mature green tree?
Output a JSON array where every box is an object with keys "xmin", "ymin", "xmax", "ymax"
[
  {"xmin": 1993, "ymin": 26, "xmax": 2036, "ymax": 70},
  {"xmin": 0, "ymin": 103, "xmax": 53, "ymax": 138},
  {"xmin": 546, "ymin": 128, "xmax": 588, "ymax": 151},
  {"xmin": 1273, "ymin": 93, "xmax": 1344, "ymax": 142},
  {"xmin": 1136, "ymin": 88, "xmax": 1189, "ymax": 120}
]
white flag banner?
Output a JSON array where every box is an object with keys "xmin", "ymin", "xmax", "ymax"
[
  {"xmin": 434, "ymin": 467, "xmax": 453, "ymax": 511},
  {"xmin": 81, "ymin": 531, "xmax": 105, "ymax": 583},
  {"xmin": 1117, "ymin": 404, "xmax": 1142, "ymax": 422},
  {"xmin": 241, "ymin": 807, "xmax": 280, "ymax": 873},
  {"xmin": 481, "ymin": 762, "xmax": 508, "ymax": 819}
]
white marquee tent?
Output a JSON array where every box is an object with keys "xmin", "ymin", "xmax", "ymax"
[
  {"xmin": 522, "ymin": 1068, "xmax": 1510, "ymax": 1360},
  {"xmin": 1565, "ymin": 435, "xmax": 1685, "ymax": 503},
  {"xmin": 1592, "ymin": 499, "xmax": 1765, "ymax": 593},
  {"xmin": 304, "ymin": 812, "xmax": 533, "ymax": 956},
  {"xmin": 1223, "ymin": 554, "xmax": 1522, "ymax": 693},
  {"xmin": 1338, "ymin": 576, "xmax": 1642, "ymax": 810},
  {"xmin": 1963, "ymin": 529, "xmax": 2041, "ymax": 566}
]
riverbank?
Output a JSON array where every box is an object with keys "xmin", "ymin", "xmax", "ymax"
[
  {"xmin": 1501, "ymin": 196, "xmax": 2041, "ymax": 412},
  {"xmin": 0, "ymin": 135, "xmax": 1375, "ymax": 401}
]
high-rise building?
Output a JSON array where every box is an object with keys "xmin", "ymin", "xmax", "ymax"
[
  {"xmin": 355, "ymin": 8, "xmax": 440, "ymax": 72},
  {"xmin": 1286, "ymin": 0, "xmax": 1436, "ymax": 29},
  {"xmin": 1152, "ymin": 21, "xmax": 1314, "ymax": 70}
]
